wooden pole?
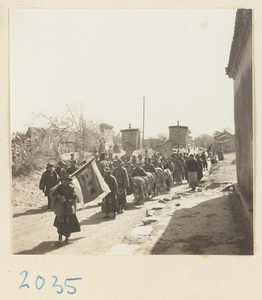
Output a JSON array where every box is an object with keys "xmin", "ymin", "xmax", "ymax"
[{"xmin": 143, "ymin": 96, "xmax": 145, "ymax": 148}]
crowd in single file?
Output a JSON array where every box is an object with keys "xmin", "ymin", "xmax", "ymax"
[{"xmin": 38, "ymin": 146, "xmax": 220, "ymax": 244}]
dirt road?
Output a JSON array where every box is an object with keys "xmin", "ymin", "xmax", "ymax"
[{"xmin": 12, "ymin": 153, "xmax": 252, "ymax": 255}]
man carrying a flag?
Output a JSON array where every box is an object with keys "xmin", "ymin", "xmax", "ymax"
[{"xmin": 50, "ymin": 171, "xmax": 81, "ymax": 244}]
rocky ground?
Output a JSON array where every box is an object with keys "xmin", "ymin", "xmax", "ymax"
[{"xmin": 12, "ymin": 152, "xmax": 253, "ymax": 255}]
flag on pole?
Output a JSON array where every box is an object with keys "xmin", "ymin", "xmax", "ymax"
[{"xmin": 71, "ymin": 157, "xmax": 110, "ymax": 206}]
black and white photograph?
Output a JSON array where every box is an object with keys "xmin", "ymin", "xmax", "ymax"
[
  {"xmin": 2, "ymin": 2, "xmax": 261, "ymax": 298},
  {"xmin": 10, "ymin": 8, "xmax": 253, "ymax": 256}
]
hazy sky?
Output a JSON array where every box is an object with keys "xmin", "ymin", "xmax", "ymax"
[{"xmin": 10, "ymin": 9, "xmax": 236, "ymax": 138}]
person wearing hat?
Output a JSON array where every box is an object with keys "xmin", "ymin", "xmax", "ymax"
[
  {"xmin": 55, "ymin": 161, "xmax": 66, "ymax": 178},
  {"xmin": 50, "ymin": 170, "xmax": 81, "ymax": 243},
  {"xmin": 101, "ymin": 167, "xmax": 118, "ymax": 219},
  {"xmin": 130, "ymin": 159, "xmax": 147, "ymax": 177},
  {"xmin": 195, "ymin": 154, "xmax": 203, "ymax": 181},
  {"xmin": 39, "ymin": 163, "xmax": 59, "ymax": 210},
  {"xmin": 66, "ymin": 159, "xmax": 78, "ymax": 175},
  {"xmin": 112, "ymin": 159, "xmax": 129, "ymax": 213}
]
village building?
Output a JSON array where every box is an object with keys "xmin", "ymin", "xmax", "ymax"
[
  {"xmin": 168, "ymin": 123, "xmax": 188, "ymax": 151},
  {"xmin": 226, "ymin": 9, "xmax": 252, "ymax": 223},
  {"xmin": 154, "ymin": 123, "xmax": 189, "ymax": 155},
  {"xmin": 214, "ymin": 130, "xmax": 235, "ymax": 153}
]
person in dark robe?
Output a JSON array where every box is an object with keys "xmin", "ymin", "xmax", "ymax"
[
  {"xmin": 187, "ymin": 154, "xmax": 199, "ymax": 191},
  {"xmin": 101, "ymin": 167, "xmax": 118, "ymax": 219},
  {"xmin": 50, "ymin": 171, "xmax": 80, "ymax": 243},
  {"xmin": 39, "ymin": 163, "xmax": 59, "ymax": 210},
  {"xmin": 196, "ymin": 154, "xmax": 203, "ymax": 181},
  {"xmin": 200, "ymin": 151, "xmax": 208, "ymax": 170},
  {"xmin": 112, "ymin": 159, "xmax": 129, "ymax": 213}
]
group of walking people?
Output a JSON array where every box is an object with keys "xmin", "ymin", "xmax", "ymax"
[
  {"xmin": 38, "ymin": 149, "xmax": 209, "ymax": 243},
  {"xmin": 96, "ymin": 150, "xmax": 209, "ymax": 218}
]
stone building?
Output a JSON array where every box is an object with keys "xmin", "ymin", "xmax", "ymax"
[
  {"xmin": 226, "ymin": 9, "xmax": 252, "ymax": 223},
  {"xmin": 169, "ymin": 124, "xmax": 188, "ymax": 150},
  {"xmin": 153, "ymin": 124, "xmax": 189, "ymax": 155}
]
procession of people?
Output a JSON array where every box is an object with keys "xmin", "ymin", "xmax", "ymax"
[{"xmin": 39, "ymin": 140, "xmax": 214, "ymax": 244}]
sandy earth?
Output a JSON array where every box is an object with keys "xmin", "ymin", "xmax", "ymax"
[{"xmin": 12, "ymin": 153, "xmax": 253, "ymax": 255}]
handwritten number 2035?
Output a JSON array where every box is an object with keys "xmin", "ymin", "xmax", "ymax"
[{"xmin": 19, "ymin": 271, "xmax": 82, "ymax": 294}]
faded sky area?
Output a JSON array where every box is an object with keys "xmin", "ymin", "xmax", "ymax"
[{"xmin": 10, "ymin": 9, "xmax": 236, "ymax": 138}]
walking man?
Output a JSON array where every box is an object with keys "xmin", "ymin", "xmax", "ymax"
[
  {"xmin": 113, "ymin": 159, "xmax": 129, "ymax": 213},
  {"xmin": 187, "ymin": 154, "xmax": 199, "ymax": 191},
  {"xmin": 39, "ymin": 163, "xmax": 58, "ymax": 210}
]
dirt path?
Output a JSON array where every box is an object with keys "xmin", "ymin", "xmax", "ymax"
[{"xmin": 12, "ymin": 153, "xmax": 252, "ymax": 255}]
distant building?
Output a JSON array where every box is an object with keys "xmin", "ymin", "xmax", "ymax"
[
  {"xmin": 214, "ymin": 130, "xmax": 235, "ymax": 153},
  {"xmin": 169, "ymin": 125, "xmax": 188, "ymax": 151},
  {"xmin": 154, "ymin": 124, "xmax": 189, "ymax": 155},
  {"xmin": 226, "ymin": 9, "xmax": 252, "ymax": 222}
]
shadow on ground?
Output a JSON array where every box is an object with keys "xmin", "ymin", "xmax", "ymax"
[
  {"xmin": 150, "ymin": 192, "xmax": 253, "ymax": 255},
  {"xmin": 79, "ymin": 204, "xmax": 143, "ymax": 226},
  {"xmin": 13, "ymin": 205, "xmax": 48, "ymax": 218},
  {"xmin": 15, "ymin": 237, "xmax": 84, "ymax": 255}
]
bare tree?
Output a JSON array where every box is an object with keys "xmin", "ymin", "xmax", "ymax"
[
  {"xmin": 157, "ymin": 133, "xmax": 169, "ymax": 143},
  {"xmin": 194, "ymin": 133, "xmax": 215, "ymax": 149}
]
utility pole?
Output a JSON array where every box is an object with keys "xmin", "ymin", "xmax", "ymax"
[{"xmin": 142, "ymin": 96, "xmax": 145, "ymax": 148}]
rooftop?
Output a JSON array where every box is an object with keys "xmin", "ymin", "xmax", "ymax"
[{"xmin": 226, "ymin": 9, "xmax": 252, "ymax": 79}]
